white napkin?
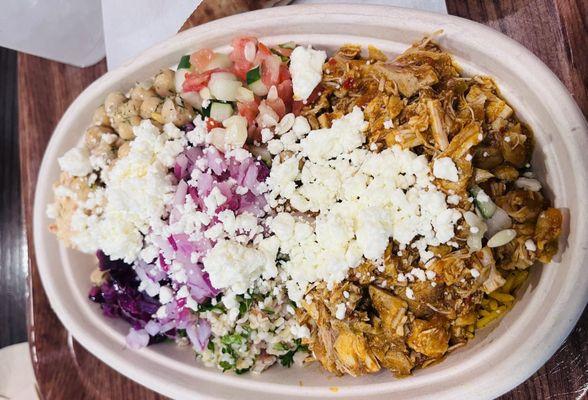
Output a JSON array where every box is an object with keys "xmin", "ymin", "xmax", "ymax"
[
  {"xmin": 0, "ymin": 0, "xmax": 104, "ymax": 67},
  {"xmin": 0, "ymin": 343, "xmax": 38, "ymax": 400},
  {"xmin": 101, "ymin": 0, "xmax": 202, "ymax": 70}
]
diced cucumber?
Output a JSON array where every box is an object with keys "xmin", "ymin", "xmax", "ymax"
[
  {"xmin": 177, "ymin": 54, "xmax": 191, "ymax": 70},
  {"xmin": 246, "ymin": 66, "xmax": 261, "ymax": 85},
  {"xmin": 278, "ymin": 41, "xmax": 296, "ymax": 49},
  {"xmin": 248, "ymin": 79, "xmax": 268, "ymax": 96},
  {"xmin": 470, "ymin": 185, "xmax": 496, "ymax": 219},
  {"xmin": 206, "ymin": 101, "xmax": 234, "ymax": 121}
]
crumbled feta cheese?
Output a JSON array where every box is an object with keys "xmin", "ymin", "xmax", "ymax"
[
  {"xmin": 203, "ymin": 239, "xmax": 277, "ymax": 294},
  {"xmin": 525, "ymin": 239, "xmax": 537, "ymax": 252},
  {"xmin": 335, "ymin": 303, "xmax": 346, "ymax": 320},
  {"xmin": 470, "ymin": 268, "xmax": 480, "ymax": 278},
  {"xmin": 433, "ymin": 157, "xmax": 459, "ymax": 182},
  {"xmin": 405, "ymin": 287, "xmax": 415, "ymax": 300},
  {"xmin": 383, "ymin": 119, "xmax": 393, "ymax": 129},
  {"xmin": 410, "ymin": 268, "xmax": 427, "ymax": 282},
  {"xmin": 425, "ymin": 270, "xmax": 436, "ymax": 280},
  {"xmin": 158, "ymin": 286, "xmax": 173, "ymax": 304},
  {"xmin": 51, "ymin": 120, "xmax": 185, "ymax": 262},
  {"xmin": 289, "ymin": 46, "xmax": 327, "ymax": 101},
  {"xmin": 447, "ymin": 194, "xmax": 460, "ymax": 205},
  {"xmin": 266, "ymin": 109, "xmax": 460, "ymax": 301},
  {"xmin": 261, "ymin": 128, "xmax": 273, "ymax": 143},
  {"xmin": 58, "ymin": 147, "xmax": 93, "ymax": 177}
]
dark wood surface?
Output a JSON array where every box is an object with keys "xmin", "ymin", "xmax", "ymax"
[
  {"xmin": 0, "ymin": 47, "xmax": 27, "ymax": 349},
  {"xmin": 12, "ymin": 0, "xmax": 586, "ymax": 399}
]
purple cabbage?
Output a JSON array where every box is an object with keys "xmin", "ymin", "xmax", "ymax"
[{"xmin": 89, "ymin": 251, "xmax": 168, "ymax": 345}]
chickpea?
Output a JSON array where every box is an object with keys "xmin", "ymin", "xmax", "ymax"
[
  {"xmin": 117, "ymin": 98, "xmax": 142, "ymax": 119},
  {"xmin": 92, "ymin": 105, "xmax": 110, "ymax": 127},
  {"xmin": 140, "ymin": 96, "xmax": 162, "ymax": 119},
  {"xmin": 116, "ymin": 122, "xmax": 135, "ymax": 140},
  {"xmin": 161, "ymin": 97, "xmax": 194, "ymax": 126},
  {"xmin": 117, "ymin": 141, "xmax": 131, "ymax": 159},
  {"xmin": 104, "ymin": 91, "xmax": 125, "ymax": 117},
  {"xmin": 153, "ymin": 69, "xmax": 175, "ymax": 97},
  {"xmin": 84, "ymin": 125, "xmax": 115, "ymax": 150},
  {"xmin": 90, "ymin": 140, "xmax": 114, "ymax": 163},
  {"xmin": 129, "ymin": 86, "xmax": 156, "ymax": 101}
]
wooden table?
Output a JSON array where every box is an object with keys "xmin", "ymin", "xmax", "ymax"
[{"xmin": 18, "ymin": 1, "xmax": 587, "ymax": 399}]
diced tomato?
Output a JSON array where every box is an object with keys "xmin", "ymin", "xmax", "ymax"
[
  {"xmin": 292, "ymin": 100, "xmax": 304, "ymax": 116},
  {"xmin": 237, "ymin": 101, "xmax": 259, "ymax": 126},
  {"xmin": 255, "ymin": 42, "xmax": 272, "ymax": 58},
  {"xmin": 183, "ymin": 70, "xmax": 213, "ymax": 92},
  {"xmin": 265, "ymin": 97, "xmax": 286, "ymax": 120},
  {"xmin": 292, "ymin": 84, "xmax": 323, "ymax": 116},
  {"xmin": 277, "ymin": 79, "xmax": 293, "ymax": 112},
  {"xmin": 230, "ymin": 36, "xmax": 258, "ymax": 81},
  {"xmin": 343, "ymin": 77, "xmax": 355, "ymax": 89},
  {"xmin": 278, "ymin": 64, "xmax": 291, "ymax": 82},
  {"xmin": 190, "ymin": 49, "xmax": 214, "ymax": 73},
  {"xmin": 306, "ymin": 84, "xmax": 323, "ymax": 104},
  {"xmin": 206, "ymin": 118, "xmax": 223, "ymax": 130},
  {"xmin": 261, "ymin": 56, "xmax": 281, "ymax": 87},
  {"xmin": 182, "ymin": 68, "xmax": 229, "ymax": 93},
  {"xmin": 272, "ymin": 46, "xmax": 293, "ymax": 59}
]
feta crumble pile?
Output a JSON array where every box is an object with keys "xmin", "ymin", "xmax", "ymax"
[
  {"xmin": 51, "ymin": 120, "xmax": 188, "ymax": 262},
  {"xmin": 289, "ymin": 45, "xmax": 327, "ymax": 101},
  {"xmin": 265, "ymin": 107, "xmax": 462, "ymax": 301}
]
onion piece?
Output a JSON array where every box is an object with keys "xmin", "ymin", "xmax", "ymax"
[
  {"xmin": 515, "ymin": 177, "xmax": 542, "ymax": 191},
  {"xmin": 485, "ymin": 206, "xmax": 512, "ymax": 238},
  {"xmin": 204, "ymin": 53, "xmax": 232, "ymax": 71},
  {"xmin": 487, "ymin": 229, "xmax": 517, "ymax": 248},
  {"xmin": 208, "ymin": 78, "xmax": 242, "ymax": 101}
]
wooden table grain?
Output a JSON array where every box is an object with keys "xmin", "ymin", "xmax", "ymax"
[{"xmin": 18, "ymin": 1, "xmax": 587, "ymax": 399}]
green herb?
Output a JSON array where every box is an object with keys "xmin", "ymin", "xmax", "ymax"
[
  {"xmin": 273, "ymin": 342, "xmax": 288, "ymax": 351},
  {"xmin": 198, "ymin": 297, "xmax": 226, "ymax": 313},
  {"xmin": 219, "ymin": 361, "xmax": 234, "ymax": 372},
  {"xmin": 262, "ymin": 307, "xmax": 275, "ymax": 315},
  {"xmin": 176, "ymin": 329, "xmax": 187, "ymax": 338},
  {"xmin": 178, "ymin": 54, "xmax": 191, "ymax": 70},
  {"xmin": 279, "ymin": 350, "xmax": 296, "ymax": 367},
  {"xmin": 235, "ymin": 367, "xmax": 252, "ymax": 375},
  {"xmin": 221, "ymin": 333, "xmax": 245, "ymax": 346},
  {"xmin": 237, "ymin": 295, "xmax": 254, "ymax": 317},
  {"xmin": 207, "ymin": 340, "xmax": 215, "ymax": 351},
  {"xmin": 246, "ymin": 65, "xmax": 261, "ymax": 85},
  {"xmin": 278, "ymin": 339, "xmax": 307, "ymax": 368}
]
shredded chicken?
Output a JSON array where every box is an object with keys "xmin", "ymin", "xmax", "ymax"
[{"xmin": 298, "ymin": 36, "xmax": 562, "ymax": 377}]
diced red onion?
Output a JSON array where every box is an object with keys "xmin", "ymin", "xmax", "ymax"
[{"xmin": 126, "ymin": 328, "xmax": 150, "ymax": 350}]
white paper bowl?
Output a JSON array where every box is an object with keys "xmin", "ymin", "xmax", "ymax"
[{"xmin": 33, "ymin": 5, "xmax": 588, "ymax": 400}]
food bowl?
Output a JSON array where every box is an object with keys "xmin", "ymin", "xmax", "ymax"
[{"xmin": 33, "ymin": 4, "xmax": 588, "ymax": 399}]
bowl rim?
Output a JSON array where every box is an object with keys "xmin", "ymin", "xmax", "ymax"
[{"xmin": 32, "ymin": 4, "xmax": 588, "ymax": 400}]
